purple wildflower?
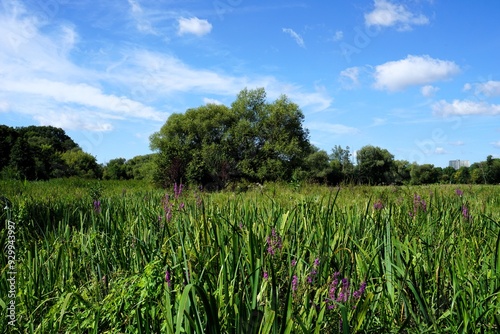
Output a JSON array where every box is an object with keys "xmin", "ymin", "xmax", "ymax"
[
  {"xmin": 165, "ymin": 270, "xmax": 172, "ymax": 287},
  {"xmin": 326, "ymin": 272, "xmax": 341, "ymax": 309},
  {"xmin": 93, "ymin": 200, "xmax": 101, "ymax": 214},
  {"xmin": 373, "ymin": 200, "xmax": 384, "ymax": 210},
  {"xmin": 462, "ymin": 205, "xmax": 471, "ymax": 220},
  {"xmin": 263, "ymin": 271, "xmax": 269, "ymax": 280},
  {"xmin": 337, "ymin": 278, "xmax": 350, "ymax": 302},
  {"xmin": 291, "ymin": 259, "xmax": 297, "ymax": 267},
  {"xmin": 174, "ymin": 183, "xmax": 183, "ymax": 199},
  {"xmin": 410, "ymin": 194, "xmax": 427, "ymax": 217},
  {"xmin": 179, "ymin": 202, "xmax": 185, "ymax": 210},
  {"xmin": 307, "ymin": 269, "xmax": 317, "ymax": 284},
  {"xmin": 266, "ymin": 228, "xmax": 283, "ymax": 256},
  {"xmin": 353, "ymin": 281, "xmax": 367, "ymax": 299},
  {"xmin": 162, "ymin": 194, "xmax": 173, "ymax": 222},
  {"xmin": 455, "ymin": 188, "xmax": 463, "ymax": 197},
  {"xmin": 292, "ymin": 275, "xmax": 298, "ymax": 292},
  {"xmin": 313, "ymin": 258, "xmax": 320, "ymax": 268}
]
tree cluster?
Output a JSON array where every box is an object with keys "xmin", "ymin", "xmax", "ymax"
[
  {"xmin": 150, "ymin": 88, "xmax": 500, "ymax": 188},
  {"xmin": 102, "ymin": 155, "xmax": 155, "ymax": 181},
  {"xmin": 0, "ymin": 125, "xmax": 102, "ymax": 180},
  {"xmin": 150, "ymin": 88, "xmax": 311, "ymax": 189},
  {"xmin": 305, "ymin": 147, "xmax": 500, "ymax": 186}
]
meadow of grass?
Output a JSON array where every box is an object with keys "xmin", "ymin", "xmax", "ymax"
[{"xmin": 1, "ymin": 179, "xmax": 500, "ymax": 333}]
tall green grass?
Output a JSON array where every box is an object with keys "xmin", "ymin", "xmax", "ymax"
[{"xmin": 1, "ymin": 180, "xmax": 499, "ymax": 333}]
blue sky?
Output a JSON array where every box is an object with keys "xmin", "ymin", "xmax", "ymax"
[{"xmin": 1, "ymin": 0, "xmax": 499, "ymax": 167}]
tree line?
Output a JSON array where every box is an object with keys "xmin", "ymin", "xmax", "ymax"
[
  {"xmin": 0, "ymin": 125, "xmax": 156, "ymax": 181},
  {"xmin": 149, "ymin": 88, "xmax": 500, "ymax": 188},
  {"xmin": 2, "ymin": 88, "xmax": 500, "ymax": 186}
]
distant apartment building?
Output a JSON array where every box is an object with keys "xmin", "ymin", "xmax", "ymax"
[{"xmin": 449, "ymin": 159, "xmax": 470, "ymax": 170}]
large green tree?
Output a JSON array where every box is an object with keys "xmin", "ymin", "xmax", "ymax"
[
  {"xmin": 60, "ymin": 149, "xmax": 102, "ymax": 179},
  {"xmin": 150, "ymin": 88, "xmax": 311, "ymax": 187},
  {"xmin": 150, "ymin": 103, "xmax": 235, "ymax": 188},
  {"xmin": 410, "ymin": 163, "xmax": 441, "ymax": 185},
  {"xmin": 356, "ymin": 145, "xmax": 395, "ymax": 184}
]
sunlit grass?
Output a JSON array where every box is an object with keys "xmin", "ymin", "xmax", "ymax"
[{"xmin": 1, "ymin": 180, "xmax": 499, "ymax": 333}]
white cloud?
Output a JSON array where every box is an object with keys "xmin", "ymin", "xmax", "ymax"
[
  {"xmin": 281, "ymin": 87, "xmax": 332, "ymax": 112},
  {"xmin": 434, "ymin": 147, "xmax": 447, "ymax": 154},
  {"xmin": 449, "ymin": 140, "xmax": 465, "ymax": 146},
  {"xmin": 421, "ymin": 85, "xmax": 439, "ymax": 97},
  {"xmin": 127, "ymin": 51, "xmax": 332, "ymax": 111},
  {"xmin": 364, "ymin": 0, "xmax": 429, "ymax": 30},
  {"xmin": 306, "ymin": 122, "xmax": 360, "ymax": 135},
  {"xmin": 373, "ymin": 55, "xmax": 460, "ymax": 91},
  {"xmin": 1, "ymin": 79, "xmax": 165, "ymax": 121},
  {"xmin": 492, "ymin": 141, "xmax": 500, "ymax": 148},
  {"xmin": 128, "ymin": 0, "xmax": 158, "ymax": 35},
  {"xmin": 432, "ymin": 100, "xmax": 500, "ymax": 116},
  {"xmin": 474, "ymin": 80, "xmax": 500, "ymax": 97},
  {"xmin": 0, "ymin": 3, "xmax": 334, "ymax": 135},
  {"xmin": 33, "ymin": 109, "xmax": 114, "ymax": 132},
  {"xmin": 203, "ymin": 97, "xmax": 223, "ymax": 105},
  {"xmin": 282, "ymin": 28, "xmax": 305, "ymax": 48},
  {"xmin": 178, "ymin": 17, "xmax": 212, "ymax": 36},
  {"xmin": 340, "ymin": 67, "xmax": 360, "ymax": 89},
  {"xmin": 463, "ymin": 83, "xmax": 472, "ymax": 91}
]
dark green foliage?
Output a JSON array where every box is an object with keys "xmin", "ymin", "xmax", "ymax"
[
  {"xmin": 356, "ymin": 145, "xmax": 395, "ymax": 185},
  {"xmin": 410, "ymin": 163, "xmax": 441, "ymax": 185},
  {"xmin": 0, "ymin": 125, "xmax": 99, "ymax": 180},
  {"xmin": 150, "ymin": 88, "xmax": 311, "ymax": 188},
  {"xmin": 60, "ymin": 149, "xmax": 102, "ymax": 179},
  {"xmin": 0, "ymin": 125, "xmax": 19, "ymax": 170},
  {"xmin": 103, "ymin": 158, "xmax": 128, "ymax": 180},
  {"xmin": 8, "ymin": 136, "xmax": 37, "ymax": 180}
]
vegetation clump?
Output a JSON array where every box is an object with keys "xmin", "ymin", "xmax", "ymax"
[{"xmin": 1, "ymin": 180, "xmax": 500, "ymax": 332}]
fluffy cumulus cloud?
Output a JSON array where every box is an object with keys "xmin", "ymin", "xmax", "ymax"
[
  {"xmin": 432, "ymin": 100, "xmax": 500, "ymax": 117},
  {"xmin": 282, "ymin": 28, "xmax": 305, "ymax": 48},
  {"xmin": 373, "ymin": 55, "xmax": 460, "ymax": 91},
  {"xmin": 178, "ymin": 17, "xmax": 212, "ymax": 36},
  {"xmin": 421, "ymin": 85, "xmax": 439, "ymax": 97},
  {"xmin": 365, "ymin": 0, "xmax": 429, "ymax": 30}
]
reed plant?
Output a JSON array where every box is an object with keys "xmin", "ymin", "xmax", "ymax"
[{"xmin": 1, "ymin": 180, "xmax": 499, "ymax": 333}]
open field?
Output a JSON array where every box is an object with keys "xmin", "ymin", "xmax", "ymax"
[{"xmin": 1, "ymin": 180, "xmax": 500, "ymax": 333}]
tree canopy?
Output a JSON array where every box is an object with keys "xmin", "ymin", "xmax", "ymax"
[
  {"xmin": 0, "ymin": 125, "xmax": 101, "ymax": 180},
  {"xmin": 150, "ymin": 88, "xmax": 311, "ymax": 188}
]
